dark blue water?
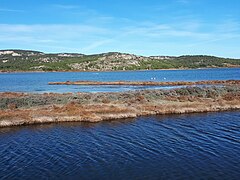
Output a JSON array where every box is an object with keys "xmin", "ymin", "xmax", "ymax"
[
  {"xmin": 0, "ymin": 68, "xmax": 239, "ymax": 93},
  {"xmin": 0, "ymin": 112, "xmax": 239, "ymax": 179}
]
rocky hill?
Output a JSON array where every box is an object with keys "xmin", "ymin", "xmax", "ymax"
[{"xmin": 0, "ymin": 49, "xmax": 239, "ymax": 72}]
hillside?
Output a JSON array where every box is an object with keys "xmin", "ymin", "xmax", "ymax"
[{"xmin": 0, "ymin": 50, "xmax": 240, "ymax": 72}]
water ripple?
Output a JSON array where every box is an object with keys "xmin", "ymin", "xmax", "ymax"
[{"xmin": 0, "ymin": 111, "xmax": 239, "ymax": 179}]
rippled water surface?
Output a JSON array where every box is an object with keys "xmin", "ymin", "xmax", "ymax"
[
  {"xmin": 0, "ymin": 112, "xmax": 239, "ymax": 179},
  {"xmin": 0, "ymin": 68, "xmax": 239, "ymax": 93}
]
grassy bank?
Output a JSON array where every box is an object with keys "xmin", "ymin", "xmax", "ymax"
[{"xmin": 0, "ymin": 85, "xmax": 239, "ymax": 127}]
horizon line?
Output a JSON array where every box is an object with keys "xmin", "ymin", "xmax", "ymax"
[{"xmin": 0, "ymin": 49, "xmax": 239, "ymax": 59}]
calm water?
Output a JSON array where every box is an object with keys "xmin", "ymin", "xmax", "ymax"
[
  {"xmin": 0, "ymin": 68, "xmax": 239, "ymax": 93},
  {"xmin": 0, "ymin": 112, "xmax": 239, "ymax": 179}
]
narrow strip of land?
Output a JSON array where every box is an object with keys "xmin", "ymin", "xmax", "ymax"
[
  {"xmin": 0, "ymin": 84, "xmax": 239, "ymax": 127},
  {"xmin": 48, "ymin": 80, "xmax": 240, "ymax": 86}
]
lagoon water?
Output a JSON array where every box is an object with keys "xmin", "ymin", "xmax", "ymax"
[
  {"xmin": 0, "ymin": 68, "xmax": 239, "ymax": 93},
  {"xmin": 0, "ymin": 68, "xmax": 240, "ymax": 179},
  {"xmin": 0, "ymin": 112, "xmax": 239, "ymax": 179}
]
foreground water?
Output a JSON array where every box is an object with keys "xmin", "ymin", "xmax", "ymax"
[
  {"xmin": 0, "ymin": 112, "xmax": 239, "ymax": 179},
  {"xmin": 0, "ymin": 68, "xmax": 239, "ymax": 93}
]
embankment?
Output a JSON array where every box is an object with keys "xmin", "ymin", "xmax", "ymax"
[{"xmin": 0, "ymin": 84, "xmax": 239, "ymax": 127}]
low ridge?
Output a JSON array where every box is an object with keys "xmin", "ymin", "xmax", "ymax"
[{"xmin": 0, "ymin": 49, "xmax": 239, "ymax": 72}]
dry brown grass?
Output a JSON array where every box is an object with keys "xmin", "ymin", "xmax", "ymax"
[
  {"xmin": 222, "ymin": 93, "xmax": 240, "ymax": 101},
  {"xmin": 48, "ymin": 80, "xmax": 240, "ymax": 86},
  {"xmin": 0, "ymin": 92, "xmax": 26, "ymax": 98},
  {"xmin": 0, "ymin": 85, "xmax": 240, "ymax": 127},
  {"xmin": 0, "ymin": 109, "xmax": 31, "ymax": 121}
]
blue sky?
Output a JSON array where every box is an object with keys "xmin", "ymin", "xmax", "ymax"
[{"xmin": 0, "ymin": 0, "xmax": 239, "ymax": 58}]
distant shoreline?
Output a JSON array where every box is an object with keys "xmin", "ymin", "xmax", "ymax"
[
  {"xmin": 0, "ymin": 66, "xmax": 240, "ymax": 74},
  {"xmin": 1, "ymin": 50, "xmax": 240, "ymax": 72}
]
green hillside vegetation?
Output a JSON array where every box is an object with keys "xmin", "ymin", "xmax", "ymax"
[{"xmin": 0, "ymin": 50, "xmax": 239, "ymax": 72}]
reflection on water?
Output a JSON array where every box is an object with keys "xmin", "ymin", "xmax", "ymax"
[{"xmin": 0, "ymin": 111, "xmax": 239, "ymax": 179}]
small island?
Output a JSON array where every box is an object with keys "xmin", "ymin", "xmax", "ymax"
[
  {"xmin": 0, "ymin": 80, "xmax": 239, "ymax": 127},
  {"xmin": 48, "ymin": 80, "xmax": 240, "ymax": 86}
]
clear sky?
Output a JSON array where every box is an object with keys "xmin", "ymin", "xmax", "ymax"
[{"xmin": 0, "ymin": 0, "xmax": 239, "ymax": 58}]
